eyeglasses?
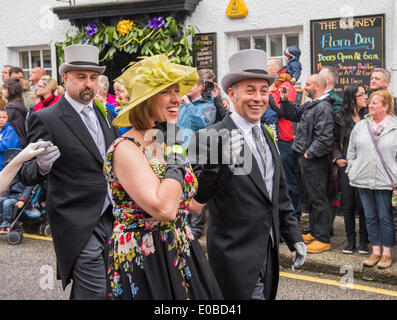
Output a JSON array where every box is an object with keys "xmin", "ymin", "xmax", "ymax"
[{"xmin": 356, "ymin": 92, "xmax": 367, "ymax": 97}]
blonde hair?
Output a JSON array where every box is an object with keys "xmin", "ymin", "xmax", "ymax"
[
  {"xmin": 98, "ymin": 75, "xmax": 110, "ymax": 91},
  {"xmin": 368, "ymin": 90, "xmax": 394, "ymax": 115},
  {"xmin": 40, "ymin": 75, "xmax": 58, "ymax": 93},
  {"xmin": 56, "ymin": 85, "xmax": 65, "ymax": 96},
  {"xmin": 128, "ymin": 98, "xmax": 155, "ymax": 130}
]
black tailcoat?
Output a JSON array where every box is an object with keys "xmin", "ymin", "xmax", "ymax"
[
  {"xmin": 192, "ymin": 115, "xmax": 303, "ymax": 299},
  {"xmin": 20, "ymin": 96, "xmax": 119, "ymax": 289}
]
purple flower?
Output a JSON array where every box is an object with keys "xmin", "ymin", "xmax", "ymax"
[
  {"xmin": 148, "ymin": 17, "xmax": 165, "ymax": 30},
  {"xmin": 85, "ymin": 23, "xmax": 98, "ymax": 37}
]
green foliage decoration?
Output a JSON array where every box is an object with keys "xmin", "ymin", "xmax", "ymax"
[{"xmin": 55, "ymin": 16, "xmax": 202, "ymax": 66}]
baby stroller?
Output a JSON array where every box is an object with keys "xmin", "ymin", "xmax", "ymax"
[
  {"xmin": 1, "ymin": 148, "xmax": 51, "ymax": 245},
  {"xmin": 7, "ymin": 183, "xmax": 51, "ymax": 245}
]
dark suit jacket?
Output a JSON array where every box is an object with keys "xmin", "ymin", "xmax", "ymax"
[
  {"xmin": 20, "ymin": 96, "xmax": 119, "ymax": 289},
  {"xmin": 191, "ymin": 115, "xmax": 303, "ymax": 300}
]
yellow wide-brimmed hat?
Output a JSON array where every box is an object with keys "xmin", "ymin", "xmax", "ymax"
[{"xmin": 113, "ymin": 55, "xmax": 199, "ymax": 127}]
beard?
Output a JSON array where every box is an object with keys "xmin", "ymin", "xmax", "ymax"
[
  {"xmin": 79, "ymin": 88, "xmax": 95, "ymax": 102},
  {"xmin": 306, "ymin": 89, "xmax": 315, "ymax": 99}
]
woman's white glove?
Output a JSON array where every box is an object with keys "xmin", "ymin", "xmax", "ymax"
[{"xmin": 13, "ymin": 141, "xmax": 48, "ymax": 165}]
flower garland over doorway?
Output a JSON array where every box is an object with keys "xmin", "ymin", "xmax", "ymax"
[{"xmin": 56, "ymin": 16, "xmax": 200, "ymax": 66}]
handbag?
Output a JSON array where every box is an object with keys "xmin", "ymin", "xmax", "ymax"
[{"xmin": 366, "ymin": 121, "xmax": 397, "ymax": 207}]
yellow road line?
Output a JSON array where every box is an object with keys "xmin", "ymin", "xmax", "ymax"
[
  {"xmin": 23, "ymin": 233, "xmax": 52, "ymax": 241},
  {"xmin": 16, "ymin": 235, "xmax": 397, "ymax": 298},
  {"xmin": 280, "ymin": 271, "xmax": 397, "ymax": 297}
]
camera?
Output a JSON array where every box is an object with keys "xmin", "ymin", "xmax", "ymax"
[
  {"xmin": 204, "ymin": 81, "xmax": 214, "ymax": 92},
  {"xmin": 201, "ymin": 80, "xmax": 215, "ymax": 100}
]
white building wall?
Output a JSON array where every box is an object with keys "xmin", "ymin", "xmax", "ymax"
[
  {"xmin": 0, "ymin": 0, "xmax": 74, "ymax": 79},
  {"xmin": 0, "ymin": 0, "xmax": 395, "ymax": 93},
  {"xmin": 186, "ymin": 0, "xmax": 395, "ymax": 94}
]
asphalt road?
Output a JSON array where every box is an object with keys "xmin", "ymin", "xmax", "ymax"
[
  {"xmin": 0, "ymin": 234, "xmax": 396, "ymax": 300},
  {"xmin": 0, "ymin": 234, "xmax": 70, "ymax": 300}
]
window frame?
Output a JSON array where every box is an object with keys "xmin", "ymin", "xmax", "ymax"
[
  {"xmin": 16, "ymin": 45, "xmax": 53, "ymax": 79},
  {"xmin": 234, "ymin": 27, "xmax": 302, "ymax": 66}
]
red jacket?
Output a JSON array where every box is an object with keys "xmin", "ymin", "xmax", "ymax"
[
  {"xmin": 33, "ymin": 93, "xmax": 61, "ymax": 112},
  {"xmin": 270, "ymin": 74, "xmax": 297, "ymax": 142}
]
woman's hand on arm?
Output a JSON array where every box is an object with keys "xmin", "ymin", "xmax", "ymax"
[
  {"xmin": 0, "ymin": 141, "xmax": 47, "ymax": 194},
  {"xmin": 113, "ymin": 140, "xmax": 182, "ymax": 221}
]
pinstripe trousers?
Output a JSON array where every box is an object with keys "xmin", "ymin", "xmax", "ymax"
[
  {"xmin": 250, "ymin": 236, "xmax": 278, "ymax": 300},
  {"xmin": 70, "ymin": 206, "xmax": 113, "ymax": 300}
]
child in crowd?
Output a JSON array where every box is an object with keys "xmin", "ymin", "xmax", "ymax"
[
  {"xmin": 0, "ymin": 106, "xmax": 20, "ymax": 171},
  {"xmin": 0, "ymin": 149, "xmax": 33, "ymax": 233},
  {"xmin": 284, "ymin": 45, "xmax": 302, "ymax": 85}
]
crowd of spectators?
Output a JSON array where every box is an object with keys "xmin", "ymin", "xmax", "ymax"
[
  {"xmin": 0, "ymin": 65, "xmax": 65, "ymax": 233},
  {"xmin": 0, "ymin": 53, "xmax": 396, "ymax": 269},
  {"xmin": 262, "ymin": 62, "xmax": 396, "ymax": 268}
]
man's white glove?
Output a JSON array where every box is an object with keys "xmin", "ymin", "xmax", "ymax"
[
  {"xmin": 229, "ymin": 130, "xmax": 244, "ymax": 167},
  {"xmin": 216, "ymin": 129, "xmax": 243, "ymax": 168},
  {"xmin": 36, "ymin": 141, "xmax": 60, "ymax": 174},
  {"xmin": 292, "ymin": 241, "xmax": 307, "ymax": 270},
  {"xmin": 13, "ymin": 141, "xmax": 48, "ymax": 165}
]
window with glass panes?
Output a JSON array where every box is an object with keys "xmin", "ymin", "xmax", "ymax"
[
  {"xmin": 18, "ymin": 48, "xmax": 52, "ymax": 79},
  {"xmin": 237, "ymin": 33, "xmax": 299, "ymax": 65}
]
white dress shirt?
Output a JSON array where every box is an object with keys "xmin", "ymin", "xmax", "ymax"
[
  {"xmin": 230, "ymin": 111, "xmax": 274, "ymax": 199},
  {"xmin": 230, "ymin": 111, "xmax": 275, "ymax": 246}
]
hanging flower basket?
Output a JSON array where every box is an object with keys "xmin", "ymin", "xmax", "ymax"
[{"xmin": 55, "ymin": 16, "xmax": 201, "ymax": 66}]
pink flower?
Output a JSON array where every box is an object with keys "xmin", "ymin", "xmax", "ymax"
[
  {"xmin": 119, "ymin": 234, "xmax": 125, "ymax": 245},
  {"xmin": 145, "ymin": 220, "xmax": 159, "ymax": 230},
  {"xmin": 141, "ymin": 233, "xmax": 155, "ymax": 256},
  {"xmin": 184, "ymin": 171, "xmax": 194, "ymax": 183},
  {"xmin": 185, "ymin": 226, "xmax": 195, "ymax": 241},
  {"xmin": 111, "ymin": 181, "xmax": 122, "ymax": 189}
]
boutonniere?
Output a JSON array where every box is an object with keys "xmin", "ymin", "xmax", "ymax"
[
  {"xmin": 94, "ymin": 99, "xmax": 111, "ymax": 128},
  {"xmin": 264, "ymin": 124, "xmax": 277, "ymax": 143},
  {"xmin": 264, "ymin": 124, "xmax": 280, "ymax": 155}
]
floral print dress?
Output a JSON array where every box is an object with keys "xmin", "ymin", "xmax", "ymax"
[{"xmin": 104, "ymin": 137, "xmax": 222, "ymax": 300}]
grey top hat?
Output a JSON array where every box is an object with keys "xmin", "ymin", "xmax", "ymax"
[
  {"xmin": 58, "ymin": 44, "xmax": 106, "ymax": 75},
  {"xmin": 221, "ymin": 49, "xmax": 276, "ymax": 93}
]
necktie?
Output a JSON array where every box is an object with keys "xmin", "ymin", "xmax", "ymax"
[
  {"xmin": 81, "ymin": 105, "xmax": 99, "ymax": 145},
  {"xmin": 252, "ymin": 126, "xmax": 267, "ymax": 174}
]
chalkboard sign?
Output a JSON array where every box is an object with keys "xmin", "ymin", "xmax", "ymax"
[
  {"xmin": 193, "ymin": 33, "xmax": 217, "ymax": 78},
  {"xmin": 295, "ymin": 89, "xmax": 307, "ymax": 105},
  {"xmin": 311, "ymin": 14, "xmax": 385, "ymax": 97}
]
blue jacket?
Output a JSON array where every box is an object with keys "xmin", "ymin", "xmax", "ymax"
[
  {"xmin": 177, "ymin": 95, "xmax": 217, "ymax": 148},
  {"xmin": 106, "ymin": 102, "xmax": 131, "ymax": 135},
  {"xmin": 0, "ymin": 122, "xmax": 21, "ymax": 171},
  {"xmin": 284, "ymin": 45, "xmax": 302, "ymax": 81},
  {"xmin": 2, "ymin": 177, "xmax": 34, "ymax": 202}
]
